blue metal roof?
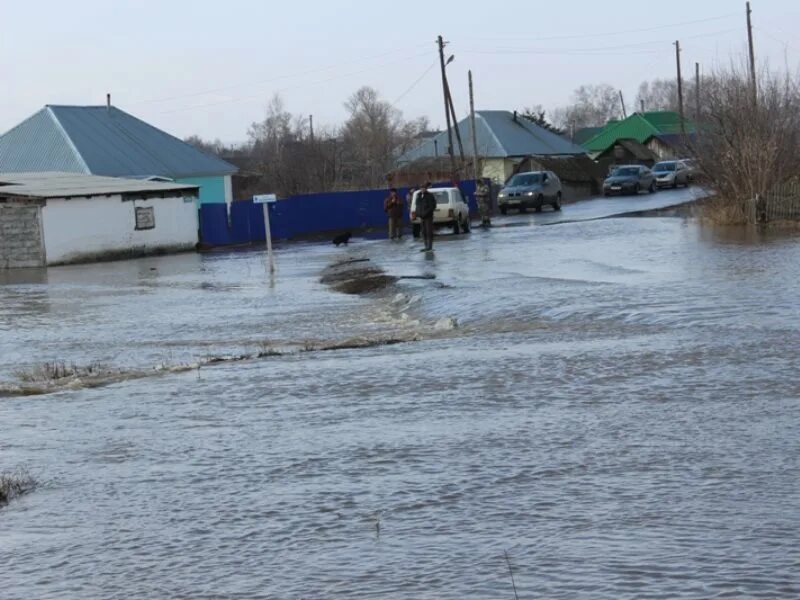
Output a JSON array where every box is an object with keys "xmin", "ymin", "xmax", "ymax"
[
  {"xmin": 0, "ymin": 105, "xmax": 237, "ymax": 178},
  {"xmin": 396, "ymin": 110, "xmax": 586, "ymax": 165}
]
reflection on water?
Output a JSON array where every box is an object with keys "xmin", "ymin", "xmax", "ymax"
[{"xmin": 1, "ymin": 217, "xmax": 799, "ymax": 599}]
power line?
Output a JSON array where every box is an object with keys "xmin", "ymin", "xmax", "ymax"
[
  {"xmin": 391, "ymin": 62, "xmax": 437, "ymax": 107},
  {"xmin": 131, "ymin": 47, "xmax": 428, "ymax": 108},
  {"xmin": 467, "ymin": 12, "xmax": 740, "ymax": 42},
  {"xmin": 157, "ymin": 51, "xmax": 432, "ymax": 115},
  {"xmin": 460, "ymin": 28, "xmax": 742, "ymax": 57}
]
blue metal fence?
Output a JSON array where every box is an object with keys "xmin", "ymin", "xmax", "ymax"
[{"xmin": 200, "ymin": 180, "xmax": 480, "ymax": 246}]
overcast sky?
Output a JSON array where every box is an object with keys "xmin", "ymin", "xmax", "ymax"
[{"xmin": 1, "ymin": 0, "xmax": 798, "ymax": 143}]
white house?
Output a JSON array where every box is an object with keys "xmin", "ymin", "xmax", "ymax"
[{"xmin": 0, "ymin": 172, "xmax": 199, "ymax": 268}]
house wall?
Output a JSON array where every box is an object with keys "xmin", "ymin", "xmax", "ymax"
[
  {"xmin": 41, "ymin": 194, "xmax": 198, "ymax": 265},
  {"xmin": 647, "ymin": 139, "xmax": 675, "ymax": 160},
  {"xmin": 175, "ymin": 175, "xmax": 229, "ymax": 206},
  {"xmin": 0, "ymin": 203, "xmax": 45, "ymax": 268},
  {"xmin": 482, "ymin": 159, "xmax": 516, "ymax": 184}
]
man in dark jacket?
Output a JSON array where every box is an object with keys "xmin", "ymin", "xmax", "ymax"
[
  {"xmin": 384, "ymin": 188, "xmax": 404, "ymax": 239},
  {"xmin": 417, "ymin": 182, "xmax": 437, "ymax": 251}
]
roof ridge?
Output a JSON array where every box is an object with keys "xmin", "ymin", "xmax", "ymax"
[
  {"xmin": 45, "ymin": 107, "xmax": 91, "ymax": 173},
  {"xmin": 478, "ymin": 113, "xmax": 507, "ymax": 156}
]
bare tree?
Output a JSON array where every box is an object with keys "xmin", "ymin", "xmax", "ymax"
[
  {"xmin": 693, "ymin": 63, "xmax": 800, "ymax": 223},
  {"xmin": 184, "ymin": 135, "xmax": 227, "ymax": 156},
  {"xmin": 552, "ymin": 84, "xmax": 623, "ymax": 131}
]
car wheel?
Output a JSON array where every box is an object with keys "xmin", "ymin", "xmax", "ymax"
[
  {"xmin": 553, "ymin": 193, "xmax": 562, "ymax": 211},
  {"xmin": 462, "ymin": 216, "xmax": 471, "ymax": 233},
  {"xmin": 633, "ymin": 184, "xmax": 640, "ymax": 195},
  {"xmin": 535, "ymin": 195, "xmax": 544, "ymax": 212},
  {"xmin": 649, "ymin": 181, "xmax": 656, "ymax": 194},
  {"xmin": 412, "ymin": 224, "xmax": 421, "ymax": 238},
  {"xmin": 500, "ymin": 206, "xmax": 508, "ymax": 215},
  {"xmin": 453, "ymin": 219, "xmax": 461, "ymax": 234}
]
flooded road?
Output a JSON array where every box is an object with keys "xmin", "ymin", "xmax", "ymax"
[{"xmin": 1, "ymin": 200, "xmax": 799, "ymax": 598}]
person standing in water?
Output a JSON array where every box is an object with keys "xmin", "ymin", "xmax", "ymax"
[
  {"xmin": 384, "ymin": 188, "xmax": 404, "ymax": 240},
  {"xmin": 417, "ymin": 182, "xmax": 437, "ymax": 252}
]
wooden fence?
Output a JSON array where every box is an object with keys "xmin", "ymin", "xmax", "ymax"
[{"xmin": 750, "ymin": 181, "xmax": 800, "ymax": 223}]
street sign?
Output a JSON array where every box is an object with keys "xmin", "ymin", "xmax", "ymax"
[
  {"xmin": 253, "ymin": 194, "xmax": 277, "ymax": 275},
  {"xmin": 253, "ymin": 194, "xmax": 277, "ymax": 204}
]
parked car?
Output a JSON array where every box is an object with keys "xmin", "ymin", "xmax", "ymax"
[
  {"xmin": 497, "ymin": 171, "xmax": 562, "ymax": 214},
  {"xmin": 603, "ymin": 165, "xmax": 656, "ymax": 196},
  {"xmin": 652, "ymin": 160, "xmax": 690, "ymax": 188},
  {"xmin": 680, "ymin": 158, "xmax": 700, "ymax": 182},
  {"xmin": 410, "ymin": 187, "xmax": 471, "ymax": 237}
]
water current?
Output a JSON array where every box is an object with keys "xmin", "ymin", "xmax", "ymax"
[{"xmin": 1, "ymin": 214, "xmax": 799, "ymax": 598}]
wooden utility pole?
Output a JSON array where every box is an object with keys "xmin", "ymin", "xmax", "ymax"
[
  {"xmin": 469, "ymin": 70, "xmax": 480, "ymax": 181},
  {"xmin": 445, "ymin": 79, "xmax": 465, "ymax": 164},
  {"xmin": 640, "ymin": 99, "xmax": 645, "ymax": 113},
  {"xmin": 309, "ymin": 115, "xmax": 314, "ymax": 141},
  {"xmin": 746, "ymin": 1, "xmax": 757, "ymax": 102},
  {"xmin": 695, "ymin": 62, "xmax": 701, "ymax": 120},
  {"xmin": 437, "ymin": 35, "xmax": 456, "ymax": 177},
  {"xmin": 675, "ymin": 40, "xmax": 686, "ymax": 135},
  {"xmin": 618, "ymin": 90, "xmax": 628, "ymax": 119}
]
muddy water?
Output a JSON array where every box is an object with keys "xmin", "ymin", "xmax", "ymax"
[{"xmin": 1, "ymin": 216, "xmax": 799, "ymax": 598}]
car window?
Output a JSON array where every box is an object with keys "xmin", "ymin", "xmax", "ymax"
[
  {"xmin": 612, "ymin": 167, "xmax": 639, "ymax": 177},
  {"xmin": 433, "ymin": 191, "xmax": 449, "ymax": 205},
  {"xmin": 654, "ymin": 162, "xmax": 676, "ymax": 171},
  {"xmin": 508, "ymin": 173, "xmax": 542, "ymax": 186}
]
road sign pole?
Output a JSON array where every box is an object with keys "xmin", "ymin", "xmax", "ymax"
[
  {"xmin": 254, "ymin": 194, "xmax": 277, "ymax": 275},
  {"xmin": 263, "ymin": 203, "xmax": 275, "ymax": 274}
]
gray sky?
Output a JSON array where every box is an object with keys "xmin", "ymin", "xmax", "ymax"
[{"xmin": 1, "ymin": 0, "xmax": 798, "ymax": 143}]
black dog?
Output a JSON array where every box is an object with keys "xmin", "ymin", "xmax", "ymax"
[{"xmin": 332, "ymin": 232, "xmax": 352, "ymax": 247}]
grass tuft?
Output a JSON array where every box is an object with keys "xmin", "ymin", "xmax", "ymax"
[{"xmin": 0, "ymin": 468, "xmax": 38, "ymax": 506}]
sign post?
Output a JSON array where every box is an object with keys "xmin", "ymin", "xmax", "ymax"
[{"xmin": 253, "ymin": 194, "xmax": 277, "ymax": 274}]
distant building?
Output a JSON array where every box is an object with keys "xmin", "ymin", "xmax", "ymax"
[
  {"xmin": 594, "ymin": 139, "xmax": 660, "ymax": 173},
  {"xmin": 391, "ymin": 110, "xmax": 588, "ymax": 186},
  {"xmin": 582, "ymin": 112, "xmax": 696, "ymax": 158},
  {"xmin": 0, "ymin": 172, "xmax": 199, "ymax": 268},
  {"xmin": 0, "ymin": 104, "xmax": 237, "ymax": 206}
]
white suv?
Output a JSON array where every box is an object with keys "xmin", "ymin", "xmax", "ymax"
[{"xmin": 410, "ymin": 187, "xmax": 471, "ymax": 237}]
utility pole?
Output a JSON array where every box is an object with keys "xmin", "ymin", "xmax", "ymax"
[
  {"xmin": 746, "ymin": 1, "xmax": 757, "ymax": 102},
  {"xmin": 445, "ymin": 79, "xmax": 465, "ymax": 164},
  {"xmin": 437, "ymin": 35, "xmax": 456, "ymax": 178},
  {"xmin": 309, "ymin": 115, "xmax": 314, "ymax": 141},
  {"xmin": 695, "ymin": 62, "xmax": 701, "ymax": 121},
  {"xmin": 675, "ymin": 40, "xmax": 686, "ymax": 135},
  {"xmin": 469, "ymin": 70, "xmax": 480, "ymax": 181},
  {"xmin": 618, "ymin": 90, "xmax": 628, "ymax": 119},
  {"xmin": 640, "ymin": 99, "xmax": 645, "ymax": 113}
]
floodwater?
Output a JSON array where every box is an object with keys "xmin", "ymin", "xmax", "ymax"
[{"xmin": 1, "ymin": 193, "xmax": 799, "ymax": 598}]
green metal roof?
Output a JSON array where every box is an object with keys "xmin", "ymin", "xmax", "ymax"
[{"xmin": 582, "ymin": 112, "xmax": 695, "ymax": 153}]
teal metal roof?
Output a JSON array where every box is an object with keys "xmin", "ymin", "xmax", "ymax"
[
  {"xmin": 0, "ymin": 105, "xmax": 237, "ymax": 178},
  {"xmin": 396, "ymin": 110, "xmax": 586, "ymax": 165}
]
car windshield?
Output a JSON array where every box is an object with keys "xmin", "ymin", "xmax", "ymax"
[
  {"xmin": 654, "ymin": 162, "xmax": 676, "ymax": 172},
  {"xmin": 611, "ymin": 167, "xmax": 639, "ymax": 177},
  {"xmin": 508, "ymin": 173, "xmax": 542, "ymax": 187}
]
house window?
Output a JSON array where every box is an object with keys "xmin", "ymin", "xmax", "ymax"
[{"xmin": 135, "ymin": 206, "xmax": 155, "ymax": 230}]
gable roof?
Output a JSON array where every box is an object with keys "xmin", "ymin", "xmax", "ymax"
[
  {"xmin": 396, "ymin": 110, "xmax": 586, "ymax": 165},
  {"xmin": 597, "ymin": 138, "xmax": 659, "ymax": 162},
  {"xmin": 583, "ymin": 111, "xmax": 695, "ymax": 153},
  {"xmin": 0, "ymin": 105, "xmax": 237, "ymax": 178}
]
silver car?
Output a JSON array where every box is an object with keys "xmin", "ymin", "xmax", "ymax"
[
  {"xmin": 652, "ymin": 160, "xmax": 690, "ymax": 188},
  {"xmin": 498, "ymin": 171, "xmax": 562, "ymax": 214}
]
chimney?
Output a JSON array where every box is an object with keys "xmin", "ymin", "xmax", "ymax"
[
  {"xmin": 513, "ymin": 110, "xmax": 517, "ymax": 122},
  {"xmin": 106, "ymin": 93, "xmax": 111, "ymax": 112}
]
